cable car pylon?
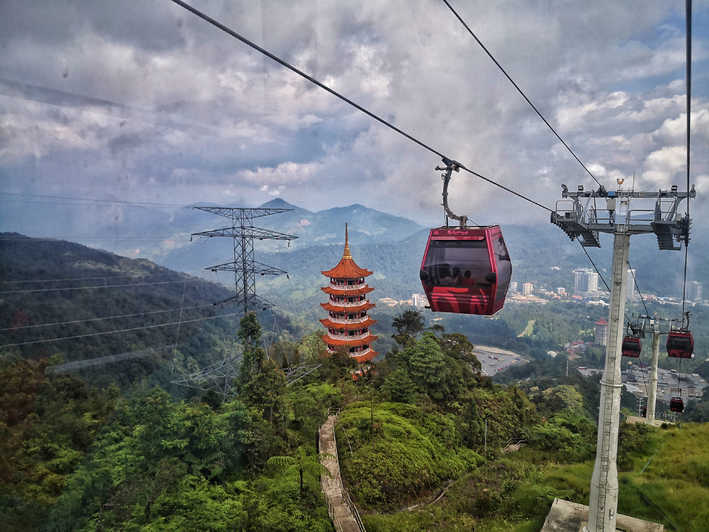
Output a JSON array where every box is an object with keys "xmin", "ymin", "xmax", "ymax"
[{"xmin": 551, "ymin": 182, "xmax": 694, "ymax": 531}]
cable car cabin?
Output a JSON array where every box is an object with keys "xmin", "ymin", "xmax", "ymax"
[
  {"xmin": 666, "ymin": 330, "xmax": 694, "ymax": 359},
  {"xmin": 419, "ymin": 226, "xmax": 511, "ymax": 315},
  {"xmin": 621, "ymin": 336, "xmax": 641, "ymax": 358},
  {"xmin": 670, "ymin": 396, "xmax": 684, "ymax": 413}
]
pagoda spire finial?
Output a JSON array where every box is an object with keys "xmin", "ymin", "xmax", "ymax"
[{"xmin": 343, "ymin": 223, "xmax": 352, "ymax": 259}]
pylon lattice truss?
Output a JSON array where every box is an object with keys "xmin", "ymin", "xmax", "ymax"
[{"xmin": 190, "ymin": 206, "xmax": 298, "ymax": 312}]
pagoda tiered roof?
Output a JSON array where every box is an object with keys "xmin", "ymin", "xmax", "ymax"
[
  {"xmin": 321, "ymin": 225, "xmax": 373, "ymax": 278},
  {"xmin": 320, "ymin": 317, "xmax": 377, "ymax": 330},
  {"xmin": 321, "ymin": 301, "xmax": 375, "ymax": 313},
  {"xmin": 321, "ymin": 285, "xmax": 374, "ymax": 296},
  {"xmin": 351, "ymin": 350, "xmax": 377, "ymax": 363},
  {"xmin": 321, "ymin": 334, "xmax": 378, "ymax": 347}
]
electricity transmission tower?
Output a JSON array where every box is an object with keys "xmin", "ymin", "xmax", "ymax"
[
  {"xmin": 191, "ymin": 206, "xmax": 298, "ymax": 311},
  {"xmin": 173, "ymin": 207, "xmax": 297, "ymax": 397},
  {"xmin": 551, "ymin": 182, "xmax": 694, "ymax": 531}
]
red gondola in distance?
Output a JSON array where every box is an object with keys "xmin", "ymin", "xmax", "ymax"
[
  {"xmin": 666, "ymin": 330, "xmax": 694, "ymax": 359},
  {"xmin": 669, "ymin": 396, "xmax": 684, "ymax": 413},
  {"xmin": 420, "ymin": 226, "xmax": 511, "ymax": 315},
  {"xmin": 621, "ymin": 336, "xmax": 641, "ymax": 358}
]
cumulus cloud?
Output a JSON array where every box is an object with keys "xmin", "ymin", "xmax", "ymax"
[{"xmin": 0, "ymin": 0, "xmax": 707, "ymax": 231}]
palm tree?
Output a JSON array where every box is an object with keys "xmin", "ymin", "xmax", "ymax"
[{"xmin": 266, "ymin": 446, "xmax": 332, "ymax": 497}]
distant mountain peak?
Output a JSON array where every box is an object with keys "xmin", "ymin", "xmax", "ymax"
[{"xmin": 259, "ymin": 197, "xmax": 300, "ymax": 210}]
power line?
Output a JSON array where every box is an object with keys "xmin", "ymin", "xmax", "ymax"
[
  {"xmin": 0, "ymin": 191, "xmax": 186, "ymax": 208},
  {"xmin": 0, "ymin": 274, "xmax": 186, "ymax": 285},
  {"xmin": 168, "ymin": 0, "xmax": 553, "ymax": 214},
  {"xmin": 0, "ymin": 311, "xmax": 240, "ymax": 349},
  {"xmin": 0, "ymin": 236, "xmax": 177, "ymax": 242},
  {"xmin": 0, "ymin": 278, "xmax": 201, "ymax": 295},
  {"xmin": 440, "ymin": 0, "xmax": 603, "ymax": 188},
  {"xmin": 0, "ymin": 303, "xmax": 215, "ymax": 332}
]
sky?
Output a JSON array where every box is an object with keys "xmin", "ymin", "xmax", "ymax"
[{"xmin": 0, "ymin": 0, "xmax": 708, "ymax": 230}]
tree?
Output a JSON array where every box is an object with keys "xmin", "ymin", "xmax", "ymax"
[
  {"xmin": 382, "ymin": 368, "xmax": 416, "ymax": 403},
  {"xmin": 238, "ymin": 313, "xmax": 265, "ymax": 388},
  {"xmin": 242, "ymin": 360, "xmax": 287, "ymax": 425},
  {"xmin": 392, "ymin": 310, "xmax": 424, "ymax": 346},
  {"xmin": 237, "ymin": 312, "xmax": 262, "ymax": 346},
  {"xmin": 438, "ymin": 332, "xmax": 482, "ymax": 374},
  {"xmin": 407, "ymin": 333, "xmax": 448, "ymax": 401},
  {"xmin": 266, "ymin": 447, "xmax": 331, "ymax": 498}
]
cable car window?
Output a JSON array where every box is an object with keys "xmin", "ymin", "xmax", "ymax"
[
  {"xmin": 492, "ymin": 235, "xmax": 511, "ymax": 302},
  {"xmin": 668, "ymin": 335, "xmax": 692, "ymax": 350},
  {"xmin": 422, "ymin": 240, "xmax": 490, "ymax": 287}
]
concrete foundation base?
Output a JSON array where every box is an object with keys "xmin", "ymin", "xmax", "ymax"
[
  {"xmin": 541, "ymin": 498, "xmax": 664, "ymax": 532},
  {"xmin": 624, "ymin": 416, "xmax": 671, "ymax": 427}
]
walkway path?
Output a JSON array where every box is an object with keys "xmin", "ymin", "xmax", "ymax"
[{"xmin": 319, "ymin": 414, "xmax": 365, "ymax": 532}]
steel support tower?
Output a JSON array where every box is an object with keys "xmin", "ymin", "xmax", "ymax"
[
  {"xmin": 632, "ymin": 314, "xmax": 684, "ymax": 424},
  {"xmin": 551, "ymin": 183, "xmax": 694, "ymax": 531},
  {"xmin": 191, "ymin": 206, "xmax": 297, "ymax": 311}
]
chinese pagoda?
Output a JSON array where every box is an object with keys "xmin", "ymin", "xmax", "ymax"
[{"xmin": 320, "ymin": 224, "xmax": 377, "ymax": 363}]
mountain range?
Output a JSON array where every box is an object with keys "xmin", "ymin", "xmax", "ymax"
[{"xmin": 3, "ymin": 197, "xmax": 706, "ymax": 313}]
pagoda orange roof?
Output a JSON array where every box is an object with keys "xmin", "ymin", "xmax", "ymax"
[
  {"xmin": 321, "ymin": 259, "xmax": 372, "ymax": 279},
  {"xmin": 322, "ymin": 334, "xmax": 378, "ymax": 347},
  {"xmin": 321, "ymin": 301, "xmax": 375, "ymax": 313},
  {"xmin": 321, "ymin": 285, "xmax": 374, "ymax": 296},
  {"xmin": 352, "ymin": 350, "xmax": 378, "ymax": 363},
  {"xmin": 320, "ymin": 317, "xmax": 377, "ymax": 330},
  {"xmin": 321, "ymin": 224, "xmax": 373, "ymax": 278}
]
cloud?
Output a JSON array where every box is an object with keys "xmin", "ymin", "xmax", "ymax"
[{"xmin": 0, "ymin": 0, "xmax": 707, "ymax": 232}]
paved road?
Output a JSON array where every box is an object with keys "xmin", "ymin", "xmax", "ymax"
[{"xmin": 319, "ymin": 414, "xmax": 363, "ymax": 532}]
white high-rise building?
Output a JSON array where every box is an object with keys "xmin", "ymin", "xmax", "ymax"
[
  {"xmin": 510, "ymin": 281, "xmax": 519, "ymax": 293},
  {"xmin": 411, "ymin": 293, "xmax": 427, "ymax": 308},
  {"xmin": 573, "ymin": 268, "xmax": 599, "ymax": 295},
  {"xmin": 688, "ymin": 281, "xmax": 703, "ymax": 302},
  {"xmin": 522, "ymin": 282, "xmax": 534, "ymax": 296},
  {"xmin": 627, "ymin": 268, "xmax": 637, "ymax": 300}
]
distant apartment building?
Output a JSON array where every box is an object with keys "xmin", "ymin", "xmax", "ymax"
[
  {"xmin": 557, "ymin": 287, "xmax": 567, "ymax": 296},
  {"xmin": 627, "ymin": 268, "xmax": 637, "ymax": 300},
  {"xmin": 594, "ymin": 318, "xmax": 609, "ymax": 347},
  {"xmin": 522, "ymin": 282, "xmax": 534, "ymax": 296},
  {"xmin": 688, "ymin": 281, "xmax": 703, "ymax": 302},
  {"xmin": 510, "ymin": 281, "xmax": 519, "ymax": 293},
  {"xmin": 411, "ymin": 293, "xmax": 428, "ymax": 308},
  {"xmin": 573, "ymin": 268, "xmax": 599, "ymax": 295}
]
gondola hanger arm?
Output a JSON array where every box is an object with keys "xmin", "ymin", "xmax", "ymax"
[{"xmin": 437, "ymin": 158, "xmax": 468, "ymax": 228}]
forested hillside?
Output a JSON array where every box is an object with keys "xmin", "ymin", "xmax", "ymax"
[{"xmin": 0, "ymin": 234, "xmax": 297, "ymax": 389}]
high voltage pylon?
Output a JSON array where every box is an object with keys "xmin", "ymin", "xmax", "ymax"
[
  {"xmin": 173, "ymin": 206, "xmax": 297, "ymax": 397},
  {"xmin": 191, "ymin": 206, "xmax": 298, "ymax": 312}
]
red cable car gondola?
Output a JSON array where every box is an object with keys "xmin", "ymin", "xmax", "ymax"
[
  {"xmin": 419, "ymin": 159, "xmax": 512, "ymax": 315},
  {"xmin": 621, "ymin": 335, "xmax": 641, "ymax": 358},
  {"xmin": 669, "ymin": 396, "xmax": 684, "ymax": 413},
  {"xmin": 420, "ymin": 226, "xmax": 511, "ymax": 315},
  {"xmin": 666, "ymin": 330, "xmax": 694, "ymax": 359}
]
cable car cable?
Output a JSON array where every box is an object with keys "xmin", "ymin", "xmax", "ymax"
[
  {"xmin": 168, "ymin": 0, "xmax": 553, "ymax": 214},
  {"xmin": 626, "ymin": 261, "xmax": 649, "ymax": 316},
  {"xmin": 169, "ymin": 0, "xmax": 633, "ymax": 303},
  {"xmin": 440, "ymin": 0, "xmax": 603, "ymax": 188},
  {"xmin": 578, "ymin": 242, "xmax": 609, "ymax": 292},
  {"xmin": 680, "ymin": 0, "xmax": 692, "ymax": 320},
  {"xmin": 0, "ymin": 311, "xmax": 240, "ymax": 349}
]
